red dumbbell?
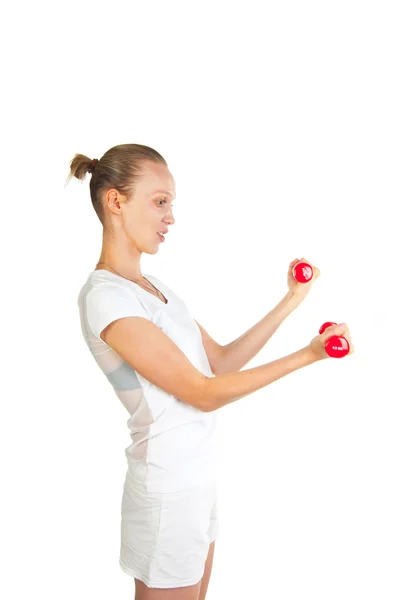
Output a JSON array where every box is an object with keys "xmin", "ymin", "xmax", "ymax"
[
  {"xmin": 319, "ymin": 322, "xmax": 350, "ymax": 358},
  {"xmin": 292, "ymin": 262, "xmax": 313, "ymax": 283}
]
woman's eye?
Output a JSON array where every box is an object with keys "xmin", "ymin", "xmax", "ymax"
[{"xmin": 157, "ymin": 199, "xmax": 174, "ymax": 208}]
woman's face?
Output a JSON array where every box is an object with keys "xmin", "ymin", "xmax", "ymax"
[{"xmin": 106, "ymin": 160, "xmax": 176, "ymax": 253}]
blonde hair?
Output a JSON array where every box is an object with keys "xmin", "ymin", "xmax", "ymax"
[{"xmin": 65, "ymin": 143, "xmax": 167, "ymax": 231}]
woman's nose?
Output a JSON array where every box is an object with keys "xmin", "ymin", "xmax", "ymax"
[{"xmin": 166, "ymin": 207, "xmax": 175, "ymax": 223}]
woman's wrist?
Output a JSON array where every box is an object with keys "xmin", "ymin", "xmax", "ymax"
[{"xmin": 301, "ymin": 344, "xmax": 324, "ymax": 363}]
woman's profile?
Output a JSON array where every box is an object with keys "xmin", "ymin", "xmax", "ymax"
[{"xmin": 67, "ymin": 143, "xmax": 354, "ymax": 600}]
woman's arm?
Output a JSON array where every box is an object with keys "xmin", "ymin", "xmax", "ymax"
[
  {"xmin": 218, "ymin": 291, "xmax": 300, "ymax": 374},
  {"xmin": 202, "ymin": 345, "xmax": 318, "ymax": 412}
]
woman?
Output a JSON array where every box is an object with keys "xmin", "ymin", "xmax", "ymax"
[{"xmin": 68, "ymin": 143, "xmax": 354, "ymax": 600}]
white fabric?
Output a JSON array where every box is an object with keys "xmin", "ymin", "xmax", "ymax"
[
  {"xmin": 119, "ymin": 473, "xmax": 219, "ymax": 587},
  {"xmin": 77, "ymin": 269, "xmax": 219, "ymax": 493}
]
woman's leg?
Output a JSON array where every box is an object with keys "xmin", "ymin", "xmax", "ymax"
[
  {"xmin": 134, "ymin": 577, "xmax": 202, "ymax": 600},
  {"xmin": 198, "ymin": 541, "xmax": 215, "ymax": 600}
]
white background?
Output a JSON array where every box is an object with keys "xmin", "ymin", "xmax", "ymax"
[{"xmin": 1, "ymin": 1, "xmax": 397, "ymax": 598}]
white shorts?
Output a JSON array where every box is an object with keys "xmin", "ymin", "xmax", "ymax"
[{"xmin": 119, "ymin": 472, "xmax": 220, "ymax": 588}]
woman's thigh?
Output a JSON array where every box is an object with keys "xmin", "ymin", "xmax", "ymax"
[
  {"xmin": 134, "ymin": 577, "xmax": 202, "ymax": 600},
  {"xmin": 134, "ymin": 541, "xmax": 216, "ymax": 600}
]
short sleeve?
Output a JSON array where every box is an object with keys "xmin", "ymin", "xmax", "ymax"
[{"xmin": 85, "ymin": 281, "xmax": 151, "ymax": 341}]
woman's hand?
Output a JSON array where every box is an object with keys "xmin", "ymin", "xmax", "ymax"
[
  {"xmin": 287, "ymin": 257, "xmax": 321, "ymax": 304},
  {"xmin": 308, "ymin": 322, "xmax": 355, "ymax": 361}
]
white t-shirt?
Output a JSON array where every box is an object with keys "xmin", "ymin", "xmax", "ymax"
[{"xmin": 77, "ymin": 269, "xmax": 219, "ymax": 493}]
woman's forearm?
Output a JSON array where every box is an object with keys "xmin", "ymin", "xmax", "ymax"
[
  {"xmin": 202, "ymin": 346, "xmax": 319, "ymax": 411},
  {"xmin": 218, "ymin": 291, "xmax": 300, "ymax": 374}
]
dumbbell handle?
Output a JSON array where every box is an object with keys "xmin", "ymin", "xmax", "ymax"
[{"xmin": 319, "ymin": 322, "xmax": 350, "ymax": 358}]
